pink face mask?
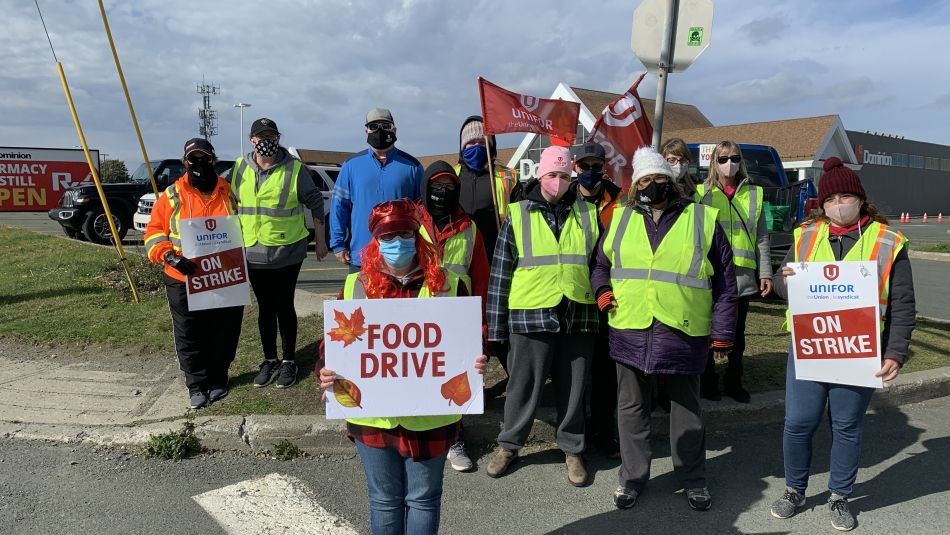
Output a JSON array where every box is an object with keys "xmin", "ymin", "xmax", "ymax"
[
  {"xmin": 540, "ymin": 175, "xmax": 569, "ymax": 202},
  {"xmin": 825, "ymin": 201, "xmax": 862, "ymax": 226},
  {"xmin": 718, "ymin": 161, "xmax": 739, "ymax": 177}
]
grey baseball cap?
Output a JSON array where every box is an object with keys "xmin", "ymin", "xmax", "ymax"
[{"xmin": 365, "ymin": 108, "xmax": 394, "ymax": 125}]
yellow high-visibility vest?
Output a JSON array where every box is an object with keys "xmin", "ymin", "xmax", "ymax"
[
  {"xmin": 231, "ymin": 156, "xmax": 307, "ymax": 247},
  {"xmin": 697, "ymin": 182, "xmax": 763, "ymax": 270}
]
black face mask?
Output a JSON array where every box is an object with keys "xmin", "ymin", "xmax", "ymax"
[
  {"xmin": 636, "ymin": 181, "xmax": 673, "ymax": 205},
  {"xmin": 428, "ymin": 186, "xmax": 460, "ymax": 216},
  {"xmin": 187, "ymin": 161, "xmax": 217, "ymax": 192},
  {"xmin": 367, "ymin": 130, "xmax": 396, "ymax": 151}
]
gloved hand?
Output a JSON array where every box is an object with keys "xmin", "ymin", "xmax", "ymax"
[
  {"xmin": 711, "ymin": 339, "xmax": 733, "ymax": 360},
  {"xmin": 163, "ymin": 251, "xmax": 198, "ymax": 276}
]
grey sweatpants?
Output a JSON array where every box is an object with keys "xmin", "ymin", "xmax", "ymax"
[
  {"xmin": 616, "ymin": 362, "xmax": 706, "ymax": 492},
  {"xmin": 497, "ymin": 332, "xmax": 594, "ymax": 454}
]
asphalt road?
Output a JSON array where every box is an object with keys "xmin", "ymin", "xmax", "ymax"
[{"xmin": 2, "ymin": 396, "xmax": 949, "ymax": 534}]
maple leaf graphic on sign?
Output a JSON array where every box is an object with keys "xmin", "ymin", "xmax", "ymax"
[{"xmin": 328, "ymin": 308, "xmax": 367, "ymax": 347}]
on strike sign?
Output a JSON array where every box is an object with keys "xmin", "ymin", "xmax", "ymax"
[
  {"xmin": 323, "ymin": 296, "xmax": 484, "ymax": 419},
  {"xmin": 179, "ymin": 216, "xmax": 250, "ymax": 311},
  {"xmin": 788, "ymin": 261, "xmax": 882, "ymax": 388}
]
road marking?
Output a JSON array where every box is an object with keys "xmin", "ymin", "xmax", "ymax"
[
  {"xmin": 300, "ymin": 267, "xmax": 349, "ymax": 272},
  {"xmin": 193, "ymin": 473, "xmax": 359, "ymax": 535}
]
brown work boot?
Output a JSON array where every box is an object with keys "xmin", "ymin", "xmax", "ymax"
[
  {"xmin": 565, "ymin": 453, "xmax": 588, "ymax": 487},
  {"xmin": 485, "ymin": 447, "xmax": 518, "ymax": 478}
]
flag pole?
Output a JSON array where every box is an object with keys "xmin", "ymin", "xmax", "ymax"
[{"xmin": 484, "ymin": 134, "xmax": 501, "ymax": 232}]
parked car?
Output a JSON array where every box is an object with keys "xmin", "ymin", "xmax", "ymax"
[
  {"xmin": 49, "ymin": 159, "xmax": 232, "ymax": 245},
  {"xmin": 132, "ymin": 162, "xmax": 338, "ymax": 245},
  {"xmin": 687, "ymin": 143, "xmax": 818, "ymax": 268}
]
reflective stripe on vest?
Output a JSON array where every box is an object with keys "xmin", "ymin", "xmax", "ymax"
[
  {"xmin": 165, "ymin": 183, "xmax": 184, "ymax": 250},
  {"xmin": 698, "ymin": 182, "xmax": 761, "ymax": 269},
  {"xmin": 233, "ymin": 157, "xmax": 307, "ymax": 247},
  {"xmin": 604, "ymin": 203, "xmax": 717, "ymax": 336},
  {"xmin": 791, "ymin": 220, "xmax": 906, "ymax": 324},
  {"xmin": 340, "ymin": 271, "xmax": 462, "ymax": 431},
  {"xmin": 508, "ymin": 200, "xmax": 598, "ymax": 309},
  {"xmin": 420, "ymin": 224, "xmax": 475, "ymax": 291}
]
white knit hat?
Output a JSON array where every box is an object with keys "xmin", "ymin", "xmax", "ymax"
[{"xmin": 631, "ymin": 146, "xmax": 673, "ymax": 183}]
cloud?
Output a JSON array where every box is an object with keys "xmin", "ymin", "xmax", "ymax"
[
  {"xmin": 934, "ymin": 93, "xmax": 950, "ymax": 107},
  {"xmin": 738, "ymin": 15, "xmax": 789, "ymax": 46},
  {"xmin": 716, "ymin": 72, "xmax": 816, "ymax": 106}
]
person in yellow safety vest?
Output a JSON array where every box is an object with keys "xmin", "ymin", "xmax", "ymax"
[
  {"xmin": 696, "ymin": 141, "xmax": 773, "ymax": 403},
  {"xmin": 591, "ymin": 146, "xmax": 738, "ymax": 512},
  {"xmin": 484, "ymin": 145, "xmax": 600, "ymax": 487},
  {"xmin": 416, "ymin": 160, "xmax": 491, "ymax": 474},
  {"xmin": 230, "ymin": 117, "xmax": 328, "ymax": 390},
  {"xmin": 144, "ymin": 138, "xmax": 244, "ymax": 410},
  {"xmin": 456, "ymin": 115, "xmax": 518, "ymax": 260},
  {"xmin": 568, "ymin": 141, "xmax": 623, "ymax": 459},
  {"xmin": 317, "ymin": 199, "xmax": 487, "ymax": 534},
  {"xmin": 661, "ymin": 137, "xmax": 699, "ymax": 200},
  {"xmin": 768, "ymin": 157, "xmax": 915, "ymax": 531}
]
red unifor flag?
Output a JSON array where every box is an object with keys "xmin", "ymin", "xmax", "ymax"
[
  {"xmin": 478, "ymin": 77, "xmax": 580, "ymax": 145},
  {"xmin": 587, "ymin": 73, "xmax": 653, "ymax": 193}
]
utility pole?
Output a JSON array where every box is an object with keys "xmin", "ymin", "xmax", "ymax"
[{"xmin": 197, "ymin": 78, "xmax": 219, "ymax": 139}]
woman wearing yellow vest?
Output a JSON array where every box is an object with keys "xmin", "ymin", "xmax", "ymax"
[
  {"xmin": 591, "ymin": 146, "xmax": 738, "ymax": 512},
  {"xmin": 485, "ymin": 145, "xmax": 601, "ymax": 487},
  {"xmin": 768, "ymin": 158, "xmax": 915, "ymax": 531},
  {"xmin": 318, "ymin": 199, "xmax": 487, "ymax": 535},
  {"xmin": 697, "ymin": 141, "xmax": 773, "ymax": 403}
]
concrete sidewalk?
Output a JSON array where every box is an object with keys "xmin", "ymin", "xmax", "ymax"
[{"xmin": 2, "ymin": 341, "xmax": 949, "ymax": 455}]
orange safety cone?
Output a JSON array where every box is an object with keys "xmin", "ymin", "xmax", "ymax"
[
  {"xmin": 923, "ymin": 213, "xmax": 929, "ymax": 223},
  {"xmin": 901, "ymin": 212, "xmax": 908, "ymax": 223},
  {"xmin": 900, "ymin": 212, "xmax": 906, "ymax": 222},
  {"xmin": 939, "ymin": 213, "xmax": 944, "ymax": 223}
]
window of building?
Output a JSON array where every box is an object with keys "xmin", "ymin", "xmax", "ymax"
[
  {"xmin": 892, "ymin": 153, "xmax": 907, "ymax": 167},
  {"xmin": 941, "ymin": 159, "xmax": 950, "ymax": 172},
  {"xmin": 925, "ymin": 157, "xmax": 940, "ymax": 170},
  {"xmin": 909, "ymin": 155, "xmax": 924, "ymax": 168}
]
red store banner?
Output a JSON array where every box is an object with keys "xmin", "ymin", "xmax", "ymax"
[{"xmin": 0, "ymin": 147, "xmax": 98, "ymax": 211}]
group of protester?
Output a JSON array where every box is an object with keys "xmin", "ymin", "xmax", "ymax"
[{"xmin": 145, "ymin": 107, "xmax": 915, "ymax": 534}]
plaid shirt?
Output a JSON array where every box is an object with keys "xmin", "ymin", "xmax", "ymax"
[
  {"xmin": 487, "ymin": 198, "xmax": 600, "ymax": 341},
  {"xmin": 347, "ymin": 421, "xmax": 461, "ymax": 461}
]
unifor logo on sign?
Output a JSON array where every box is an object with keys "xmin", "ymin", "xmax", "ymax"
[
  {"xmin": 823, "ymin": 264, "xmax": 839, "ymax": 281},
  {"xmin": 519, "ymin": 95, "xmax": 539, "ymax": 113},
  {"xmin": 205, "ymin": 219, "xmax": 217, "ymax": 232}
]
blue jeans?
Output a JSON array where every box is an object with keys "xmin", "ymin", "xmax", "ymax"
[
  {"xmin": 783, "ymin": 352, "xmax": 875, "ymax": 498},
  {"xmin": 354, "ymin": 440, "xmax": 447, "ymax": 535}
]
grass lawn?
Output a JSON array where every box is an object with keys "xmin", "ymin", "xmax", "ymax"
[
  {"xmin": 916, "ymin": 243, "xmax": 950, "ymax": 254},
  {"xmin": 1, "ymin": 226, "xmax": 947, "ymax": 415}
]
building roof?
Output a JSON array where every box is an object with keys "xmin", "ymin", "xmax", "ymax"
[
  {"xmin": 666, "ymin": 115, "xmax": 841, "ymax": 161},
  {"xmin": 417, "ymin": 147, "xmax": 519, "ymax": 171},
  {"xmin": 570, "ymin": 86, "xmax": 713, "ymax": 132},
  {"xmin": 294, "ymin": 149, "xmax": 354, "ymax": 166}
]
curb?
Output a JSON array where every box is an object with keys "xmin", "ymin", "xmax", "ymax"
[
  {"xmin": 3, "ymin": 366, "xmax": 949, "ymax": 455},
  {"xmin": 908, "ymin": 250, "xmax": 950, "ymax": 262}
]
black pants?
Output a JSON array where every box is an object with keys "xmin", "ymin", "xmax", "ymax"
[
  {"xmin": 703, "ymin": 295, "xmax": 751, "ymax": 385},
  {"xmin": 588, "ymin": 333, "xmax": 617, "ymax": 441},
  {"xmin": 617, "ymin": 363, "xmax": 706, "ymax": 492},
  {"xmin": 165, "ymin": 276, "xmax": 244, "ymax": 392},
  {"xmin": 248, "ymin": 262, "xmax": 303, "ymax": 361}
]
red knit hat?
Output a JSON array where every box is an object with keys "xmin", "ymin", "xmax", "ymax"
[
  {"xmin": 368, "ymin": 199, "xmax": 420, "ymax": 237},
  {"xmin": 818, "ymin": 157, "xmax": 865, "ymax": 205}
]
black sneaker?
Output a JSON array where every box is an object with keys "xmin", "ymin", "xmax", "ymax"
[
  {"xmin": 724, "ymin": 378, "xmax": 751, "ymax": 403},
  {"xmin": 189, "ymin": 391, "xmax": 209, "ymax": 410},
  {"xmin": 770, "ymin": 488, "xmax": 806, "ymax": 519},
  {"xmin": 613, "ymin": 486, "xmax": 638, "ymax": 509},
  {"xmin": 686, "ymin": 487, "xmax": 712, "ymax": 511},
  {"xmin": 208, "ymin": 385, "xmax": 229, "ymax": 402},
  {"xmin": 829, "ymin": 494, "xmax": 856, "ymax": 531},
  {"xmin": 254, "ymin": 360, "xmax": 280, "ymax": 388},
  {"xmin": 275, "ymin": 360, "xmax": 298, "ymax": 389},
  {"xmin": 701, "ymin": 379, "xmax": 721, "ymax": 401}
]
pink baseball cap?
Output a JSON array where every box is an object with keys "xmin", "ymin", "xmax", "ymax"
[{"xmin": 537, "ymin": 146, "xmax": 572, "ymax": 177}]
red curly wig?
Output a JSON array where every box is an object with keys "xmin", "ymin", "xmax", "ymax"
[{"xmin": 358, "ymin": 234, "xmax": 447, "ymax": 298}]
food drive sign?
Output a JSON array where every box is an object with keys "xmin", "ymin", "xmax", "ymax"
[
  {"xmin": 788, "ymin": 261, "xmax": 882, "ymax": 388},
  {"xmin": 323, "ymin": 296, "xmax": 484, "ymax": 419},
  {"xmin": 179, "ymin": 216, "xmax": 250, "ymax": 311}
]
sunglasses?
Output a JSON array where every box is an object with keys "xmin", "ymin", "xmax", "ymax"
[
  {"xmin": 717, "ymin": 155, "xmax": 742, "ymax": 164},
  {"xmin": 576, "ymin": 161, "xmax": 604, "ymax": 172},
  {"xmin": 430, "ymin": 182, "xmax": 457, "ymax": 191},
  {"xmin": 366, "ymin": 122, "xmax": 395, "ymax": 132},
  {"xmin": 187, "ymin": 155, "xmax": 212, "ymax": 165},
  {"xmin": 378, "ymin": 230, "xmax": 414, "ymax": 242}
]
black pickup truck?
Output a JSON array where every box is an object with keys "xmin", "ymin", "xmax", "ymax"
[{"xmin": 48, "ymin": 159, "xmax": 233, "ymax": 244}]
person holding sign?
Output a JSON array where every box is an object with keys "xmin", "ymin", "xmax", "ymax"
[
  {"xmin": 590, "ymin": 146, "xmax": 738, "ymax": 512},
  {"xmin": 485, "ymin": 145, "xmax": 600, "ymax": 487},
  {"xmin": 318, "ymin": 199, "xmax": 487, "ymax": 535},
  {"xmin": 145, "ymin": 138, "xmax": 244, "ymax": 410},
  {"xmin": 697, "ymin": 141, "xmax": 772, "ymax": 403},
  {"xmin": 769, "ymin": 158, "xmax": 915, "ymax": 531}
]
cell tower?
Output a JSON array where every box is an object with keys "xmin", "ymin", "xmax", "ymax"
[{"xmin": 197, "ymin": 79, "xmax": 220, "ymax": 139}]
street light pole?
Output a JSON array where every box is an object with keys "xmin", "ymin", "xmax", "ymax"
[{"xmin": 234, "ymin": 102, "xmax": 251, "ymax": 156}]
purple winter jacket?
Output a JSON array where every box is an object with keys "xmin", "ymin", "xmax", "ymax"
[{"xmin": 590, "ymin": 198, "xmax": 739, "ymax": 374}]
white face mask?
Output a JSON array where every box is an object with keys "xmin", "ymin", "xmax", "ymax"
[
  {"xmin": 718, "ymin": 161, "xmax": 739, "ymax": 178},
  {"xmin": 825, "ymin": 201, "xmax": 862, "ymax": 226},
  {"xmin": 670, "ymin": 163, "xmax": 687, "ymax": 180}
]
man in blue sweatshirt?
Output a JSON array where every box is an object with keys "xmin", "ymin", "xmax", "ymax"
[{"xmin": 330, "ymin": 108, "xmax": 423, "ymax": 272}]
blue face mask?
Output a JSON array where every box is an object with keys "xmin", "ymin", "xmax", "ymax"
[
  {"xmin": 378, "ymin": 235, "xmax": 416, "ymax": 269},
  {"xmin": 577, "ymin": 169, "xmax": 603, "ymax": 190},
  {"xmin": 462, "ymin": 144, "xmax": 488, "ymax": 171}
]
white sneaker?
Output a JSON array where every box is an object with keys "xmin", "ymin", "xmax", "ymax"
[{"xmin": 447, "ymin": 441, "xmax": 474, "ymax": 472}]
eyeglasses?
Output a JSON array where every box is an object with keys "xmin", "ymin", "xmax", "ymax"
[
  {"xmin": 665, "ymin": 156, "xmax": 688, "ymax": 165},
  {"xmin": 430, "ymin": 182, "xmax": 457, "ymax": 191},
  {"xmin": 717, "ymin": 155, "xmax": 741, "ymax": 164},
  {"xmin": 576, "ymin": 161, "xmax": 604, "ymax": 172},
  {"xmin": 366, "ymin": 122, "xmax": 395, "ymax": 132},
  {"xmin": 637, "ymin": 174, "xmax": 671, "ymax": 186},
  {"xmin": 378, "ymin": 230, "xmax": 414, "ymax": 242}
]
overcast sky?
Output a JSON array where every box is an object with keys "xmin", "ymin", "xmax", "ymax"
[{"xmin": 3, "ymin": 0, "xmax": 948, "ymax": 168}]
